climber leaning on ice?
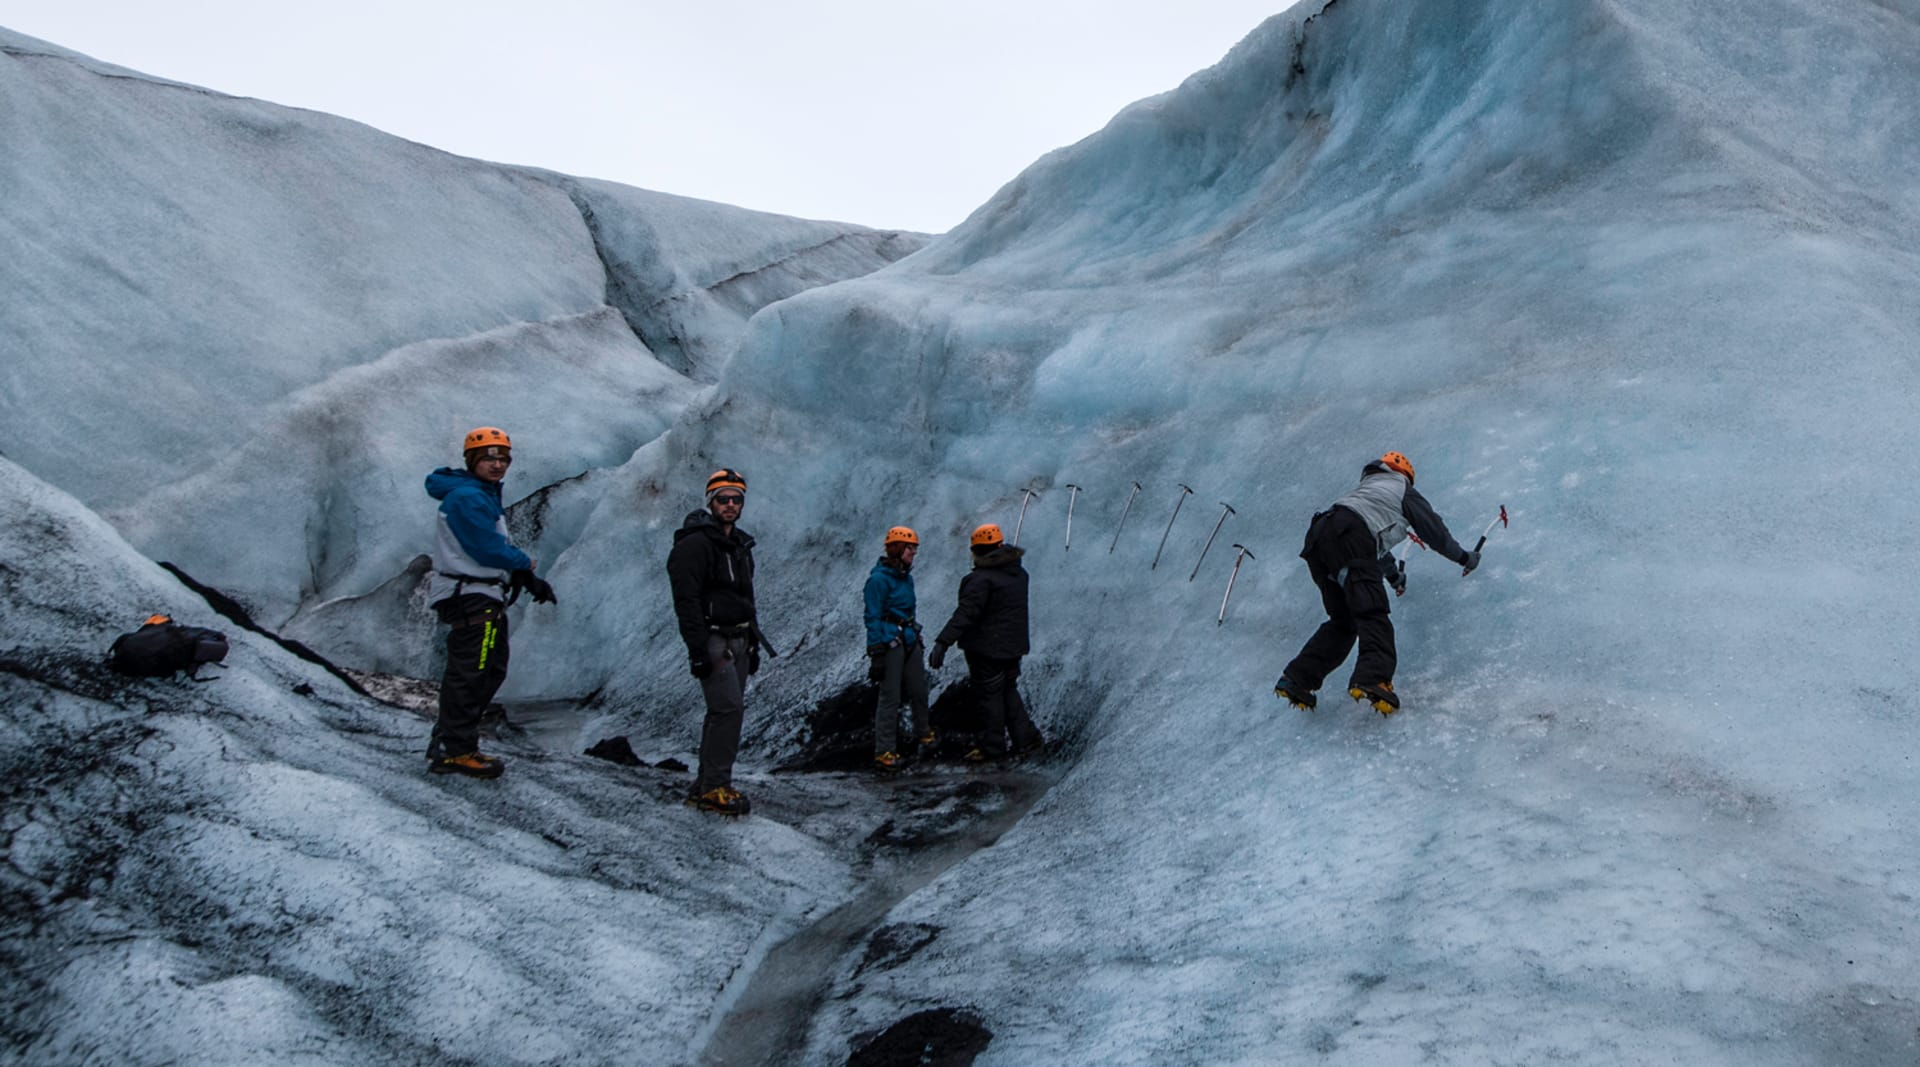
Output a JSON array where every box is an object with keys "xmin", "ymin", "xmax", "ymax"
[
  {"xmin": 1273, "ymin": 451, "xmax": 1478, "ymax": 716},
  {"xmin": 423, "ymin": 427, "xmax": 557, "ymax": 778},
  {"xmin": 667, "ymin": 468, "xmax": 761, "ymax": 816}
]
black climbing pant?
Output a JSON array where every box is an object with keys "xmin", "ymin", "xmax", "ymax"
[{"xmin": 1283, "ymin": 506, "xmax": 1396, "ymax": 691}]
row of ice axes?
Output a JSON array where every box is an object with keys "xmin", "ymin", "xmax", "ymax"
[
  {"xmin": 1010, "ymin": 482, "xmax": 1251, "ymax": 625},
  {"xmin": 1009, "ymin": 484, "xmax": 1510, "ymax": 626}
]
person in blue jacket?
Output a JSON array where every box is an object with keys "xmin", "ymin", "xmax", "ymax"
[
  {"xmin": 864, "ymin": 525, "xmax": 932, "ymax": 771},
  {"xmin": 422, "ymin": 427, "xmax": 555, "ymax": 778}
]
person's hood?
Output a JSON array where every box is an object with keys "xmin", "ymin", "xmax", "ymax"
[
  {"xmin": 972, "ymin": 544, "xmax": 1026, "ymax": 569},
  {"xmin": 674, "ymin": 508, "xmax": 754, "ymax": 548},
  {"xmin": 425, "ymin": 466, "xmax": 500, "ymax": 502},
  {"xmin": 1360, "ymin": 460, "xmax": 1406, "ymax": 484}
]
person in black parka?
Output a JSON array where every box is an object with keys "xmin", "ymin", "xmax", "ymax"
[
  {"xmin": 929, "ymin": 522, "xmax": 1044, "ymax": 762},
  {"xmin": 1274, "ymin": 451, "xmax": 1479, "ymax": 715},
  {"xmin": 666, "ymin": 468, "xmax": 759, "ymax": 815}
]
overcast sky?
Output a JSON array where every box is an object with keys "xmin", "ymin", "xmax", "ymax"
[{"xmin": 5, "ymin": 1, "xmax": 1288, "ymax": 233}]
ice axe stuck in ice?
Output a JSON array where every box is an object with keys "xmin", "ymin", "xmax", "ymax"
[
  {"xmin": 1109, "ymin": 481, "xmax": 1143, "ymax": 554},
  {"xmin": 1151, "ymin": 484, "xmax": 1194, "ymax": 571},
  {"xmin": 1012, "ymin": 486, "xmax": 1042, "ymax": 545},
  {"xmin": 1063, "ymin": 484, "xmax": 1083, "ymax": 553},
  {"xmin": 1189, "ymin": 501, "xmax": 1235, "ymax": 581},
  {"xmin": 1217, "ymin": 544, "xmax": 1254, "ymax": 625}
]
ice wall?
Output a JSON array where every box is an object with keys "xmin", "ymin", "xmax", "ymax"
[
  {"xmin": 508, "ymin": 0, "xmax": 1920, "ymax": 1059},
  {"xmin": 0, "ymin": 25, "xmax": 923, "ymax": 628}
]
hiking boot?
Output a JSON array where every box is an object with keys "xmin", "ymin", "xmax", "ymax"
[
  {"xmin": 1348, "ymin": 681, "xmax": 1400, "ymax": 715},
  {"xmin": 874, "ymin": 750, "xmax": 903, "ymax": 772},
  {"xmin": 429, "ymin": 751, "xmax": 505, "ymax": 779},
  {"xmin": 962, "ymin": 747, "xmax": 990, "ymax": 764},
  {"xmin": 686, "ymin": 786, "xmax": 751, "ymax": 816},
  {"xmin": 917, "ymin": 729, "xmax": 937, "ymax": 747},
  {"xmin": 1274, "ymin": 676, "xmax": 1317, "ymax": 710}
]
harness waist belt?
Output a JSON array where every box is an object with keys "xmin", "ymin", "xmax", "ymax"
[{"xmin": 437, "ymin": 570, "xmax": 507, "ymax": 587}]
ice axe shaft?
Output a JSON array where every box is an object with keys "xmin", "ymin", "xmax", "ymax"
[
  {"xmin": 1063, "ymin": 485, "xmax": 1083, "ymax": 553},
  {"xmin": 1013, "ymin": 487, "xmax": 1042, "ymax": 545},
  {"xmin": 1189, "ymin": 502, "xmax": 1235, "ymax": 581},
  {"xmin": 1218, "ymin": 544, "xmax": 1255, "ymax": 625},
  {"xmin": 1472, "ymin": 504, "xmax": 1509, "ymax": 554},
  {"xmin": 1151, "ymin": 484, "xmax": 1193, "ymax": 570},
  {"xmin": 1109, "ymin": 481, "xmax": 1143, "ymax": 554}
]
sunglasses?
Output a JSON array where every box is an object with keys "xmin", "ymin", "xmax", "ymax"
[{"xmin": 711, "ymin": 494, "xmax": 744, "ymax": 506}]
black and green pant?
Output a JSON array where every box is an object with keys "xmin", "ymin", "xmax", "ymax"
[{"xmin": 430, "ymin": 594, "xmax": 509, "ymax": 760}]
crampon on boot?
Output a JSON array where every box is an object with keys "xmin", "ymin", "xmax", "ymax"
[
  {"xmin": 686, "ymin": 786, "xmax": 751, "ymax": 816},
  {"xmin": 1273, "ymin": 677, "xmax": 1317, "ymax": 710},
  {"xmin": 428, "ymin": 751, "xmax": 505, "ymax": 778},
  {"xmin": 1348, "ymin": 681, "xmax": 1400, "ymax": 715},
  {"xmin": 874, "ymin": 751, "xmax": 903, "ymax": 772}
]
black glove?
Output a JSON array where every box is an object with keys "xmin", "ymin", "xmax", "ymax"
[
  {"xmin": 867, "ymin": 643, "xmax": 888, "ymax": 682},
  {"xmin": 510, "ymin": 569, "xmax": 558, "ymax": 605},
  {"xmin": 748, "ymin": 645, "xmax": 761, "ymax": 676},
  {"xmin": 927, "ymin": 642, "xmax": 949, "ymax": 670},
  {"xmin": 1461, "ymin": 549, "xmax": 1482, "ymax": 577},
  {"xmin": 689, "ymin": 649, "xmax": 712, "ymax": 679},
  {"xmin": 1384, "ymin": 559, "xmax": 1407, "ymax": 596}
]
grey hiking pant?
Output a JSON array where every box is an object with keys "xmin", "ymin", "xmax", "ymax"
[
  {"xmin": 874, "ymin": 641, "xmax": 930, "ymax": 755},
  {"xmin": 695, "ymin": 631, "xmax": 752, "ymax": 793}
]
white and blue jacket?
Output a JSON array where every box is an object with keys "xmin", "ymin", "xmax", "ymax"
[{"xmin": 424, "ymin": 468, "xmax": 531, "ymax": 605}]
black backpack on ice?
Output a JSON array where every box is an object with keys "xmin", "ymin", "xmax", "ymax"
[{"xmin": 107, "ymin": 615, "xmax": 230, "ymax": 679}]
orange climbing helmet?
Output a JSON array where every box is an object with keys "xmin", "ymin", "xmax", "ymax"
[
  {"xmin": 970, "ymin": 523, "xmax": 1004, "ymax": 547},
  {"xmin": 705, "ymin": 468, "xmax": 747, "ymax": 505},
  {"xmin": 884, "ymin": 525, "xmax": 919, "ymax": 546},
  {"xmin": 1379, "ymin": 451, "xmax": 1414, "ymax": 484},
  {"xmin": 464, "ymin": 427, "xmax": 511, "ymax": 454}
]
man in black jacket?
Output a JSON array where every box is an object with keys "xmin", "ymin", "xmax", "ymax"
[
  {"xmin": 930, "ymin": 523, "xmax": 1044, "ymax": 762},
  {"xmin": 666, "ymin": 468, "xmax": 759, "ymax": 815},
  {"xmin": 1274, "ymin": 451, "xmax": 1480, "ymax": 715}
]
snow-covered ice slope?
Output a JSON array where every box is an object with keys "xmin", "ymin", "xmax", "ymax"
[
  {"xmin": 0, "ymin": 454, "xmax": 859, "ymax": 1065},
  {"xmin": 522, "ymin": 0, "xmax": 1916, "ymax": 1060},
  {"xmin": 5, "ymin": 0, "xmax": 1920, "ymax": 1062},
  {"xmin": 0, "ymin": 25, "xmax": 922, "ymax": 628}
]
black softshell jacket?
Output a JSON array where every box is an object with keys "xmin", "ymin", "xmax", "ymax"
[
  {"xmin": 934, "ymin": 546, "xmax": 1030, "ymax": 659},
  {"xmin": 667, "ymin": 510, "xmax": 757, "ymax": 652}
]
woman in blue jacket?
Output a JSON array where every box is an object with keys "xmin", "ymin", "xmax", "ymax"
[{"xmin": 864, "ymin": 525, "xmax": 932, "ymax": 770}]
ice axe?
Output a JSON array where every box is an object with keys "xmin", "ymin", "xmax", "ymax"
[
  {"xmin": 1217, "ymin": 544, "xmax": 1255, "ymax": 625},
  {"xmin": 1189, "ymin": 501, "xmax": 1235, "ymax": 581},
  {"xmin": 1109, "ymin": 481, "xmax": 1143, "ymax": 554},
  {"xmin": 1151, "ymin": 484, "xmax": 1193, "ymax": 570},
  {"xmin": 1063, "ymin": 484, "xmax": 1083, "ymax": 553},
  {"xmin": 1468, "ymin": 505, "xmax": 1508, "ymax": 574},
  {"xmin": 1012, "ymin": 486, "xmax": 1042, "ymax": 546}
]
